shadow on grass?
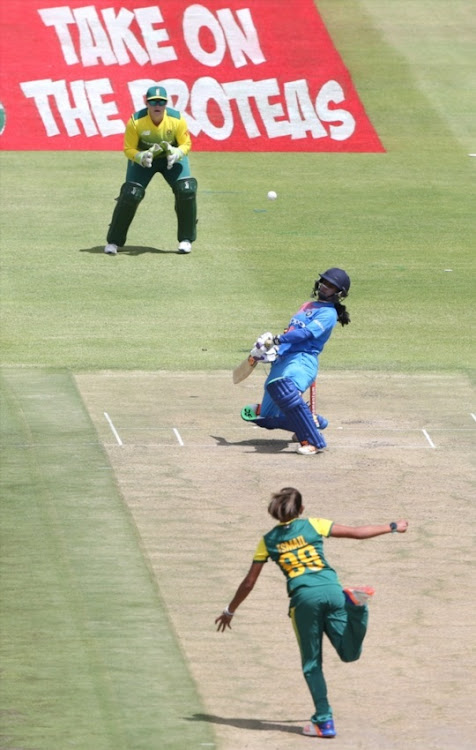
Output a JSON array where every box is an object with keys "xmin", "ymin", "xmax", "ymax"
[
  {"xmin": 186, "ymin": 712, "xmax": 304, "ymax": 735},
  {"xmin": 79, "ymin": 245, "xmax": 179, "ymax": 255},
  {"xmin": 211, "ymin": 435, "xmax": 292, "ymax": 453}
]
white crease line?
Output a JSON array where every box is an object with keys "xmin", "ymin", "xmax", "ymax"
[
  {"xmin": 422, "ymin": 429, "xmax": 435, "ymax": 449},
  {"xmin": 104, "ymin": 412, "xmax": 123, "ymax": 446},
  {"xmin": 173, "ymin": 428, "xmax": 184, "ymax": 446},
  {"xmin": 471, "ymin": 413, "xmax": 476, "ymax": 422}
]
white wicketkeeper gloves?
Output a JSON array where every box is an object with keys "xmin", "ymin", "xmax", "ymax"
[
  {"xmin": 167, "ymin": 146, "xmax": 184, "ymax": 170},
  {"xmin": 139, "ymin": 150, "xmax": 153, "ymax": 168},
  {"xmin": 137, "ymin": 144, "xmax": 162, "ymax": 168},
  {"xmin": 249, "ymin": 331, "xmax": 278, "ymax": 362},
  {"xmin": 138, "ymin": 142, "xmax": 184, "ymax": 170},
  {"xmin": 161, "ymin": 142, "xmax": 184, "ymax": 170}
]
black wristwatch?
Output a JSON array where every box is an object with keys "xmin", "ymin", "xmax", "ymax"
[
  {"xmin": 389, "ymin": 522, "xmax": 397, "ymax": 533},
  {"xmin": 273, "ymin": 335, "xmax": 281, "ymax": 346}
]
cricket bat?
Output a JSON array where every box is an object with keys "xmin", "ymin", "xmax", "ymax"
[{"xmin": 232, "ymin": 355, "xmax": 258, "ymax": 384}]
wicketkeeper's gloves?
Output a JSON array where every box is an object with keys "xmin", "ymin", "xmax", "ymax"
[
  {"xmin": 164, "ymin": 144, "xmax": 184, "ymax": 170},
  {"xmin": 136, "ymin": 144, "xmax": 162, "ymax": 168},
  {"xmin": 139, "ymin": 151, "xmax": 153, "ymax": 168}
]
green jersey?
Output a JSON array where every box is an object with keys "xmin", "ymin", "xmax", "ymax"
[{"xmin": 253, "ymin": 517, "xmax": 337, "ymax": 595}]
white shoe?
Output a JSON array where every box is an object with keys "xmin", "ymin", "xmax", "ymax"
[
  {"xmin": 104, "ymin": 243, "xmax": 118, "ymax": 255},
  {"xmin": 296, "ymin": 442, "xmax": 324, "ymax": 455},
  {"xmin": 177, "ymin": 240, "xmax": 192, "ymax": 254}
]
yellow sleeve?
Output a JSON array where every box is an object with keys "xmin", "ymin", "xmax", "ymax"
[
  {"xmin": 252, "ymin": 537, "xmax": 269, "ymax": 563},
  {"xmin": 175, "ymin": 115, "xmax": 192, "ymax": 156},
  {"xmin": 123, "ymin": 116, "xmax": 141, "ymax": 163},
  {"xmin": 308, "ymin": 518, "xmax": 333, "ymax": 537}
]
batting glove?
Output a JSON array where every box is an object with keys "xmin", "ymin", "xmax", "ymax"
[
  {"xmin": 249, "ymin": 345, "xmax": 268, "ymax": 361},
  {"xmin": 254, "ymin": 332, "xmax": 274, "ymax": 349},
  {"xmin": 250, "ymin": 345, "xmax": 278, "ymax": 362},
  {"xmin": 263, "ymin": 345, "xmax": 278, "ymax": 362}
]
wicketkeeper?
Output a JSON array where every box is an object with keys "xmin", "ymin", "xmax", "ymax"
[
  {"xmin": 241, "ymin": 268, "xmax": 351, "ymax": 455},
  {"xmin": 104, "ymin": 85, "xmax": 197, "ymax": 256}
]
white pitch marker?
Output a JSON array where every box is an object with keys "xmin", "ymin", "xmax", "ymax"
[
  {"xmin": 173, "ymin": 427, "xmax": 184, "ymax": 446},
  {"xmin": 104, "ymin": 412, "xmax": 123, "ymax": 446},
  {"xmin": 422, "ymin": 429, "xmax": 436, "ymax": 449},
  {"xmin": 471, "ymin": 413, "xmax": 476, "ymax": 423}
]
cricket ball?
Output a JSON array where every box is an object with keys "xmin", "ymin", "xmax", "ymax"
[{"xmin": 267, "ymin": 190, "xmax": 277, "ymax": 200}]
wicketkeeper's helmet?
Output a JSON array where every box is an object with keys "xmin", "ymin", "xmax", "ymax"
[{"xmin": 318, "ymin": 267, "xmax": 351, "ymax": 297}]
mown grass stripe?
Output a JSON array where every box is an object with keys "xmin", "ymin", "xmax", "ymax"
[{"xmin": 0, "ymin": 368, "xmax": 215, "ymax": 750}]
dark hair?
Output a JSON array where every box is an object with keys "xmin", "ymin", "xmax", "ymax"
[
  {"xmin": 268, "ymin": 487, "xmax": 302, "ymax": 522},
  {"xmin": 334, "ymin": 301, "xmax": 350, "ymax": 326}
]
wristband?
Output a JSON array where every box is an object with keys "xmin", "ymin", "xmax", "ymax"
[
  {"xmin": 389, "ymin": 522, "xmax": 397, "ymax": 533},
  {"xmin": 223, "ymin": 606, "xmax": 234, "ymax": 617}
]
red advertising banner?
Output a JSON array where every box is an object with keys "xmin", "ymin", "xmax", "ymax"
[{"xmin": 0, "ymin": 0, "xmax": 384, "ymax": 152}]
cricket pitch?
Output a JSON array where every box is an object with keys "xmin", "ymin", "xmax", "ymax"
[{"xmin": 77, "ymin": 369, "xmax": 476, "ymax": 750}]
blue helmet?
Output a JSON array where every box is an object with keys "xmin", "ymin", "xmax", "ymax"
[{"xmin": 318, "ymin": 268, "xmax": 350, "ymax": 297}]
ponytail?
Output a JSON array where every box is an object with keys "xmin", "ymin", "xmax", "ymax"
[{"xmin": 335, "ymin": 301, "xmax": 350, "ymax": 326}]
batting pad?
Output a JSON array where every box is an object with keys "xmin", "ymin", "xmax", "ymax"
[{"xmin": 266, "ymin": 377, "xmax": 327, "ymax": 448}]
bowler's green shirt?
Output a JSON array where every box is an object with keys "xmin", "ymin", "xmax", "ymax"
[{"xmin": 253, "ymin": 517, "xmax": 338, "ymax": 595}]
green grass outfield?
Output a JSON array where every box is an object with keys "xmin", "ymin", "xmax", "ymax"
[
  {"xmin": 1, "ymin": 368, "xmax": 215, "ymax": 749},
  {"xmin": 1, "ymin": 1, "xmax": 475, "ymax": 748}
]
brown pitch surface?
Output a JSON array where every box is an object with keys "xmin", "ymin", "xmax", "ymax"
[{"xmin": 77, "ymin": 370, "xmax": 475, "ymax": 750}]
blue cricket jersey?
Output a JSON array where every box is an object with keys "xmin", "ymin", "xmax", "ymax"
[{"xmin": 277, "ymin": 301, "xmax": 338, "ymax": 358}]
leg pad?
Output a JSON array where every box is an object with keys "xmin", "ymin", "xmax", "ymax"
[
  {"xmin": 173, "ymin": 177, "xmax": 197, "ymax": 242},
  {"xmin": 107, "ymin": 181, "xmax": 145, "ymax": 246},
  {"xmin": 266, "ymin": 378, "xmax": 326, "ymax": 448}
]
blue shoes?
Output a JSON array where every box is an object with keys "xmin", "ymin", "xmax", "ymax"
[{"xmin": 302, "ymin": 718, "xmax": 336, "ymax": 737}]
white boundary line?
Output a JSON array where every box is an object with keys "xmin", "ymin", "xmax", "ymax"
[
  {"xmin": 104, "ymin": 412, "xmax": 123, "ymax": 446},
  {"xmin": 471, "ymin": 413, "xmax": 476, "ymax": 423},
  {"xmin": 422, "ymin": 429, "xmax": 436, "ymax": 449},
  {"xmin": 173, "ymin": 428, "xmax": 184, "ymax": 446}
]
